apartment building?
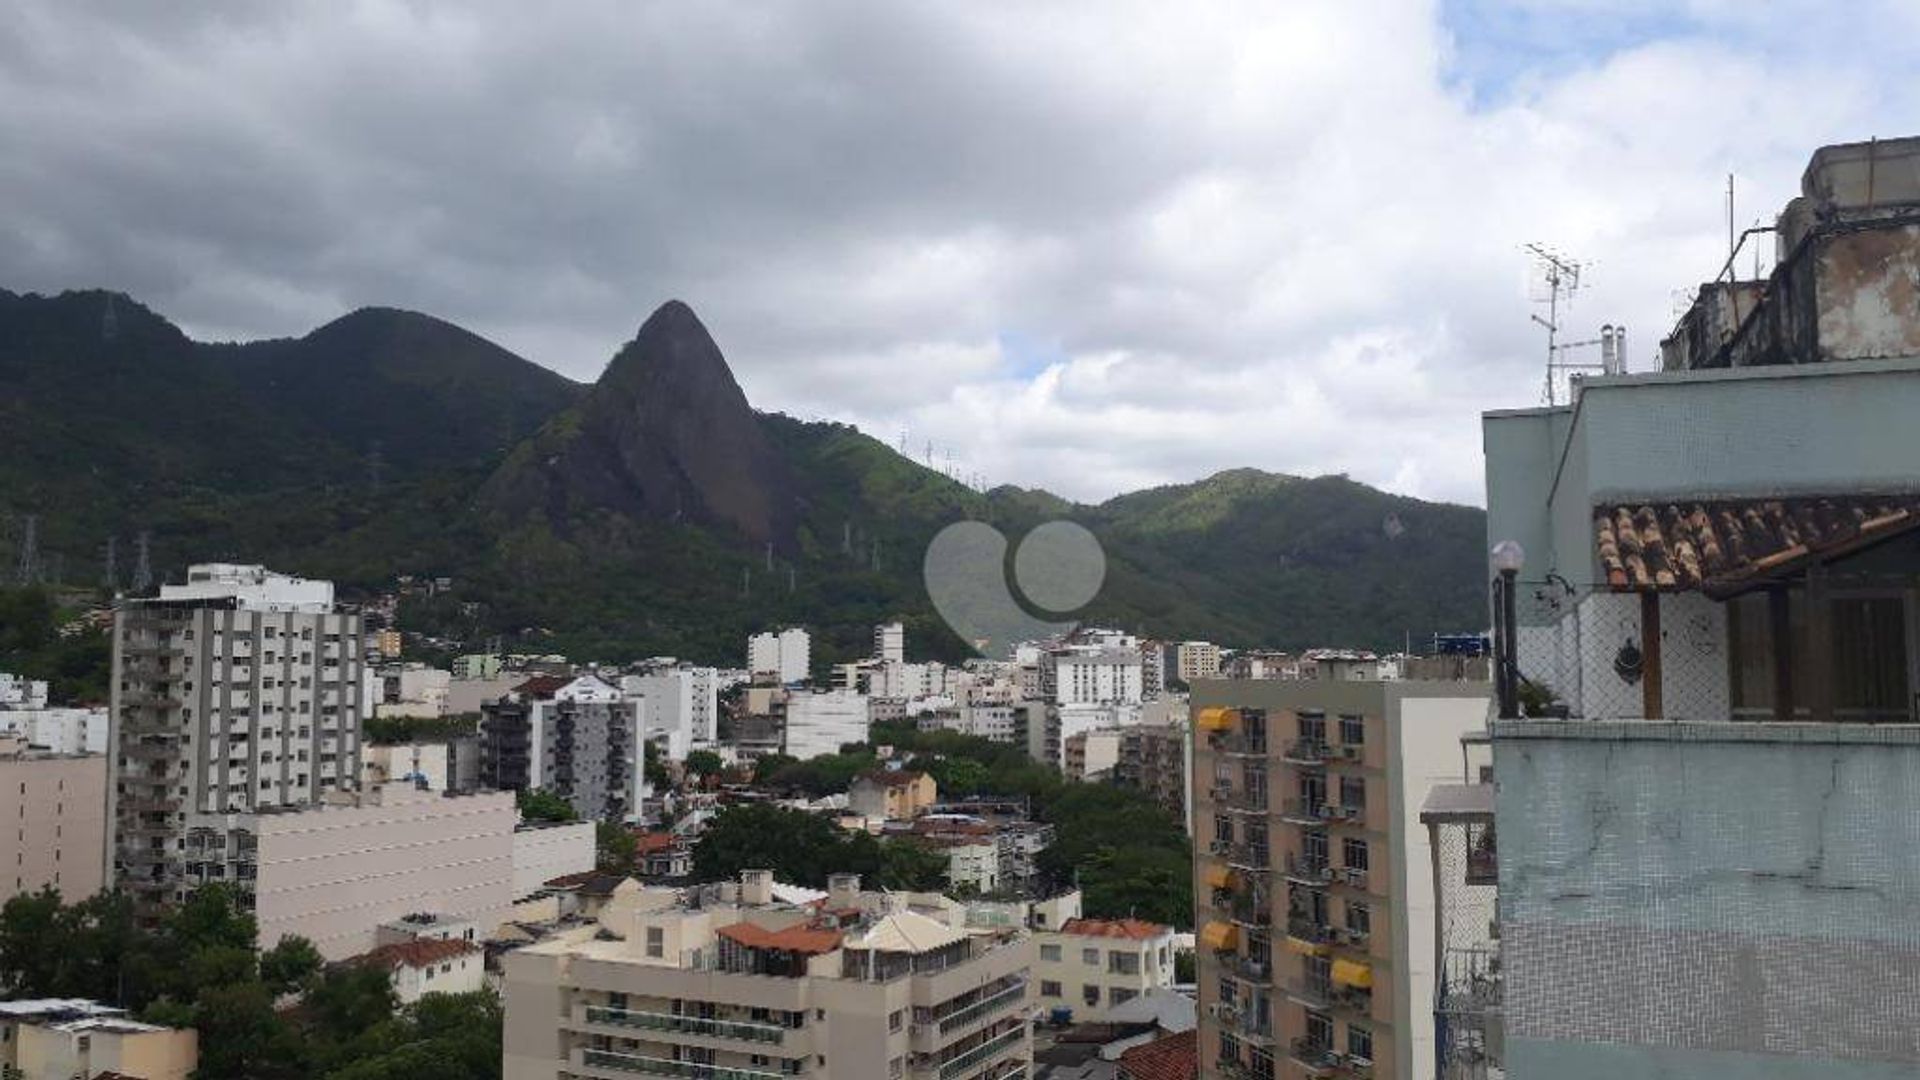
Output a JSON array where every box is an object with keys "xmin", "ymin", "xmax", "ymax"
[
  {"xmin": 849, "ymin": 769, "xmax": 939, "ymax": 821},
  {"xmin": 1115, "ymin": 722, "xmax": 1191, "ymax": 831},
  {"xmin": 0, "ymin": 673, "xmax": 107, "ymax": 754},
  {"xmin": 0, "ymin": 1000, "xmax": 196, "ymax": 1080},
  {"xmin": 1476, "ymin": 135, "xmax": 1920, "ymax": 1079},
  {"xmin": 0, "ymin": 737, "xmax": 107, "ymax": 900},
  {"xmin": 110, "ymin": 564, "xmax": 364, "ymax": 914},
  {"xmin": 502, "ymin": 870, "xmax": 1032, "ymax": 1080},
  {"xmin": 876, "ymin": 621, "xmax": 906, "ymax": 665},
  {"xmin": 1034, "ymin": 917, "xmax": 1178, "ymax": 1023},
  {"xmin": 1176, "ymin": 642, "xmax": 1221, "ymax": 683},
  {"xmin": 1191, "ymin": 679, "xmax": 1489, "ymax": 1080},
  {"xmin": 480, "ymin": 675, "xmax": 643, "ymax": 821},
  {"xmin": 1063, "ymin": 727, "xmax": 1125, "ymax": 782},
  {"xmin": 783, "ymin": 689, "xmax": 871, "ymax": 760},
  {"xmin": 237, "ymin": 783, "xmax": 517, "ymax": 960},
  {"xmin": 748, "ymin": 628, "xmax": 812, "ymax": 686}
]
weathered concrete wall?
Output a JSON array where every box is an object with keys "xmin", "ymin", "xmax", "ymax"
[{"xmin": 1495, "ymin": 721, "xmax": 1920, "ymax": 1078}]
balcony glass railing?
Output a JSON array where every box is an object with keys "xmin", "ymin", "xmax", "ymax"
[
  {"xmin": 935, "ymin": 981, "xmax": 1027, "ymax": 1034},
  {"xmin": 580, "ymin": 1049, "xmax": 785, "ymax": 1080},
  {"xmin": 938, "ymin": 1026, "xmax": 1024, "ymax": 1079},
  {"xmin": 584, "ymin": 1005, "xmax": 788, "ymax": 1045}
]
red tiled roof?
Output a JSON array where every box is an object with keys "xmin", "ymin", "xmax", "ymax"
[
  {"xmin": 633, "ymin": 831, "xmax": 680, "ymax": 855},
  {"xmin": 1060, "ymin": 917, "xmax": 1171, "ymax": 941},
  {"xmin": 717, "ymin": 921, "xmax": 844, "ymax": 955},
  {"xmin": 515, "ymin": 674, "xmax": 571, "ymax": 697},
  {"xmin": 857, "ymin": 769, "xmax": 927, "ymax": 788},
  {"xmin": 1118, "ymin": 1029, "xmax": 1197, "ymax": 1080},
  {"xmin": 1595, "ymin": 497, "xmax": 1920, "ymax": 595},
  {"xmin": 355, "ymin": 938, "xmax": 479, "ymax": 971},
  {"xmin": 911, "ymin": 818, "xmax": 993, "ymax": 837}
]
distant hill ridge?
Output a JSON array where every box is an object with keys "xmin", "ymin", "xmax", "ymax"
[{"xmin": 0, "ymin": 288, "xmax": 1486, "ymax": 664}]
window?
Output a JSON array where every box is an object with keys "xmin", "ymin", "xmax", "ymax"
[
  {"xmin": 1040, "ymin": 980, "xmax": 1061, "ymax": 997},
  {"xmin": 1345, "ymin": 901, "xmax": 1371, "ymax": 937},
  {"xmin": 1082, "ymin": 947, "xmax": 1100, "ymax": 966},
  {"xmin": 1109, "ymin": 952, "xmax": 1140, "ymax": 975},
  {"xmin": 1342, "ymin": 838, "xmax": 1369, "ymax": 872},
  {"xmin": 1297, "ymin": 710, "xmax": 1325, "ymax": 743},
  {"xmin": 1040, "ymin": 944, "xmax": 1062, "ymax": 962},
  {"xmin": 1348, "ymin": 1024, "xmax": 1374, "ymax": 1062},
  {"xmin": 1214, "ymin": 815, "xmax": 1234, "ymax": 846},
  {"xmin": 888, "ymin": 1010, "xmax": 903, "ymax": 1032},
  {"xmin": 1338, "ymin": 714, "xmax": 1365, "ymax": 745},
  {"xmin": 1339, "ymin": 776, "xmax": 1366, "ymax": 811},
  {"xmin": 1305, "ymin": 1010, "xmax": 1334, "ymax": 1051},
  {"xmin": 1082, "ymin": 984, "xmax": 1100, "ymax": 1006},
  {"xmin": 1111, "ymin": 987, "xmax": 1138, "ymax": 1005},
  {"xmin": 646, "ymin": 927, "xmax": 664, "ymax": 958}
]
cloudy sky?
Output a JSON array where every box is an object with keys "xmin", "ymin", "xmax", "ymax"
[{"xmin": 5, "ymin": 1, "xmax": 1917, "ymax": 506}]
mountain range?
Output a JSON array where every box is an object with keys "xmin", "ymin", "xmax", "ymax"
[{"xmin": 0, "ymin": 288, "xmax": 1488, "ymax": 667}]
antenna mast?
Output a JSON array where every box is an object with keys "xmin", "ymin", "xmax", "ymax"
[{"xmin": 1527, "ymin": 243, "xmax": 1611, "ymax": 405}]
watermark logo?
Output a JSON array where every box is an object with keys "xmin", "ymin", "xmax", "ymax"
[{"xmin": 923, "ymin": 520, "xmax": 1106, "ymax": 657}]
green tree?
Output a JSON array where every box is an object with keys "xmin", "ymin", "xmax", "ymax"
[
  {"xmin": 0, "ymin": 888, "xmax": 67, "ymax": 995},
  {"xmin": 684, "ymin": 749, "xmax": 724, "ymax": 780},
  {"xmin": 596, "ymin": 822, "xmax": 637, "ymax": 876},
  {"xmin": 260, "ymin": 935, "xmax": 325, "ymax": 996},
  {"xmin": 643, "ymin": 742, "xmax": 671, "ymax": 791},
  {"xmin": 516, "ymin": 787, "xmax": 578, "ymax": 823},
  {"xmin": 692, "ymin": 804, "xmax": 858, "ymax": 887},
  {"xmin": 192, "ymin": 980, "xmax": 309, "ymax": 1080},
  {"xmin": 876, "ymin": 837, "xmax": 950, "ymax": 891}
]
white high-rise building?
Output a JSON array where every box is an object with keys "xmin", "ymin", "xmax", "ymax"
[
  {"xmin": 1046, "ymin": 647, "xmax": 1144, "ymax": 707},
  {"xmin": 111, "ymin": 564, "xmax": 365, "ymax": 915},
  {"xmin": 748, "ymin": 628, "xmax": 812, "ymax": 685},
  {"xmin": 875, "ymin": 621, "xmax": 905, "ymax": 664}
]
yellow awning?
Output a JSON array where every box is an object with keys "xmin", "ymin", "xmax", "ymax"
[
  {"xmin": 1331, "ymin": 958, "xmax": 1373, "ymax": 988},
  {"xmin": 1285, "ymin": 936, "xmax": 1330, "ymax": 957},
  {"xmin": 1204, "ymin": 865, "xmax": 1233, "ymax": 889},
  {"xmin": 1196, "ymin": 707, "xmax": 1234, "ymax": 732},
  {"xmin": 1200, "ymin": 921, "xmax": 1239, "ymax": 951}
]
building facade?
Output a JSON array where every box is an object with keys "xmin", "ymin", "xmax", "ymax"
[
  {"xmin": 876, "ymin": 621, "xmax": 906, "ymax": 665},
  {"xmin": 1034, "ymin": 917, "xmax": 1179, "ymax": 1023},
  {"xmin": 238, "ymin": 783, "xmax": 517, "ymax": 960},
  {"xmin": 1177, "ymin": 642, "xmax": 1222, "ymax": 684},
  {"xmin": 0, "ymin": 1000, "xmax": 197, "ymax": 1080},
  {"xmin": 784, "ymin": 689, "xmax": 871, "ymax": 760},
  {"xmin": 749, "ymin": 628, "xmax": 812, "ymax": 686},
  {"xmin": 1191, "ymin": 679, "xmax": 1489, "ymax": 1080},
  {"xmin": 480, "ymin": 675, "xmax": 643, "ymax": 822},
  {"xmin": 110, "ymin": 564, "xmax": 364, "ymax": 914},
  {"xmin": 502, "ymin": 870, "xmax": 1032, "ymax": 1080},
  {"xmin": 0, "ymin": 739, "xmax": 107, "ymax": 901}
]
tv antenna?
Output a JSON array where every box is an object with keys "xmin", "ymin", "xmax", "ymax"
[{"xmin": 1526, "ymin": 244, "xmax": 1618, "ymax": 405}]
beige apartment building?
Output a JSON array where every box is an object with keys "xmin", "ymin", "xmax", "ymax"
[
  {"xmin": 0, "ymin": 999, "xmax": 197, "ymax": 1080},
  {"xmin": 1192, "ymin": 679, "xmax": 1488, "ymax": 1080},
  {"xmin": 234, "ymin": 782, "xmax": 517, "ymax": 960},
  {"xmin": 1033, "ymin": 917, "xmax": 1178, "ymax": 1023},
  {"xmin": 0, "ymin": 737, "xmax": 106, "ymax": 900},
  {"xmin": 503, "ymin": 870, "xmax": 1032, "ymax": 1080}
]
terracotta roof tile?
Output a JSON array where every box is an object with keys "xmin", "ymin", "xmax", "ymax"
[
  {"xmin": 1060, "ymin": 917, "xmax": 1171, "ymax": 941},
  {"xmin": 355, "ymin": 938, "xmax": 479, "ymax": 971},
  {"xmin": 1594, "ymin": 496, "xmax": 1920, "ymax": 594},
  {"xmin": 514, "ymin": 674, "xmax": 571, "ymax": 697},
  {"xmin": 1118, "ymin": 1029, "xmax": 1197, "ymax": 1080},
  {"xmin": 717, "ymin": 921, "xmax": 844, "ymax": 955}
]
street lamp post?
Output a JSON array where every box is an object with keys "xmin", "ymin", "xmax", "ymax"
[{"xmin": 1490, "ymin": 541, "xmax": 1525, "ymax": 719}]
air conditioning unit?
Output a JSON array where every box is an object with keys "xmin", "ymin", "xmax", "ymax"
[
  {"xmin": 1339, "ymin": 745, "xmax": 1362, "ymax": 761},
  {"xmin": 1210, "ymin": 840, "xmax": 1231, "ymax": 855}
]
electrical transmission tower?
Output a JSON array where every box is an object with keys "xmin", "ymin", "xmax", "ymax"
[
  {"xmin": 132, "ymin": 531, "xmax": 153, "ymax": 593},
  {"xmin": 15, "ymin": 515, "xmax": 38, "ymax": 586}
]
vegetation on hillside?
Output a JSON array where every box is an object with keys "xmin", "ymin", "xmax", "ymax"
[
  {"xmin": 691, "ymin": 803, "xmax": 949, "ymax": 891},
  {"xmin": 0, "ymin": 586, "xmax": 111, "ymax": 703}
]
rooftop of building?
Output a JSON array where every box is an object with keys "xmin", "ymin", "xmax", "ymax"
[
  {"xmin": 1056, "ymin": 917, "xmax": 1172, "ymax": 942},
  {"xmin": 1116, "ymin": 1028, "xmax": 1198, "ymax": 1080},
  {"xmin": 855, "ymin": 768, "xmax": 929, "ymax": 788},
  {"xmin": 1492, "ymin": 718, "xmax": 1920, "ymax": 745},
  {"xmin": 0, "ymin": 999, "xmax": 179, "ymax": 1035},
  {"xmin": 355, "ymin": 937, "xmax": 480, "ymax": 971}
]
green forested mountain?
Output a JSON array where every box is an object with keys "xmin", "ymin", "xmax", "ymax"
[{"xmin": 0, "ymin": 288, "xmax": 1486, "ymax": 667}]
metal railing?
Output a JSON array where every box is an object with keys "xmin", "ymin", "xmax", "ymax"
[
  {"xmin": 1281, "ymin": 739, "xmax": 1329, "ymax": 765},
  {"xmin": 938, "ymin": 1026, "xmax": 1024, "ymax": 1079},
  {"xmin": 580, "ymin": 1048, "xmax": 785, "ymax": 1080},
  {"xmin": 584, "ymin": 1005, "xmax": 788, "ymax": 1045},
  {"xmin": 1283, "ymin": 855, "xmax": 1333, "ymax": 886},
  {"xmin": 932, "ymin": 980, "xmax": 1026, "ymax": 1034}
]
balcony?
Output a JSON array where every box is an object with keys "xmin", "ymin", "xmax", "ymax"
[
  {"xmin": 937, "ymin": 1025, "xmax": 1024, "ymax": 1079},
  {"xmin": 578, "ymin": 1048, "xmax": 785, "ymax": 1080},
  {"xmin": 1285, "ymin": 919, "xmax": 1332, "ymax": 947},
  {"xmin": 929, "ymin": 980, "xmax": 1027, "ymax": 1035},
  {"xmin": 1214, "ymin": 785, "xmax": 1270, "ymax": 815},
  {"xmin": 1225, "ymin": 844, "xmax": 1271, "ymax": 871},
  {"xmin": 1281, "ymin": 739, "xmax": 1328, "ymax": 766},
  {"xmin": 1329, "ymin": 984, "xmax": 1373, "ymax": 1019},
  {"xmin": 1284, "ymin": 976, "xmax": 1332, "ymax": 1010},
  {"xmin": 1209, "ymin": 732, "xmax": 1268, "ymax": 757},
  {"xmin": 1334, "ymin": 867, "xmax": 1369, "ymax": 891},
  {"xmin": 1229, "ymin": 897, "xmax": 1274, "ymax": 928},
  {"xmin": 1288, "ymin": 1038, "xmax": 1342, "ymax": 1077},
  {"xmin": 583, "ymin": 1005, "xmax": 788, "ymax": 1046},
  {"xmin": 1227, "ymin": 954, "xmax": 1273, "ymax": 985},
  {"xmin": 1282, "ymin": 856, "xmax": 1332, "ymax": 887},
  {"xmin": 1279, "ymin": 800, "xmax": 1329, "ymax": 827}
]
